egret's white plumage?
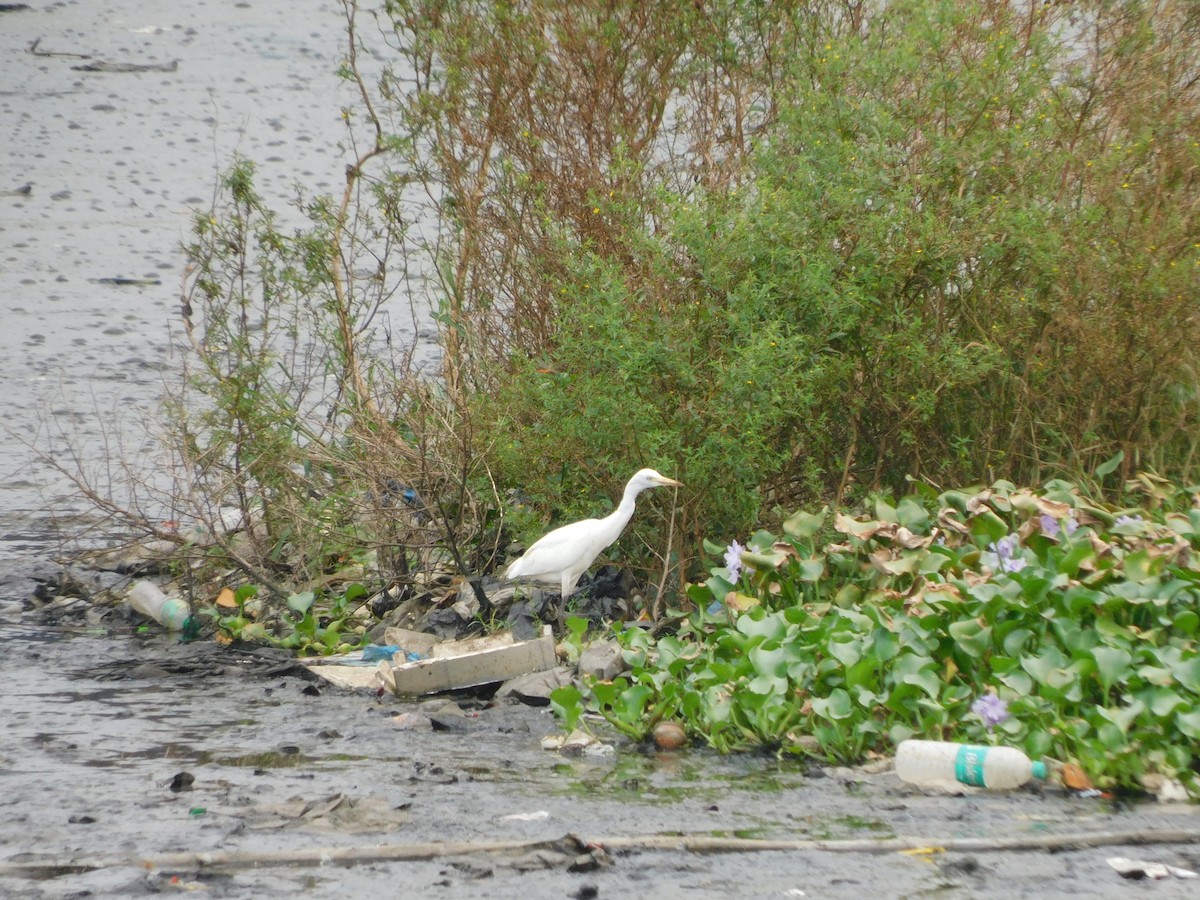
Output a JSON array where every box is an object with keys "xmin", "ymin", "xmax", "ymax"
[{"xmin": 504, "ymin": 468, "xmax": 682, "ymax": 601}]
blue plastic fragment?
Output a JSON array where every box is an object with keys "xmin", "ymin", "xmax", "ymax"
[{"xmin": 361, "ymin": 644, "xmax": 400, "ymax": 662}]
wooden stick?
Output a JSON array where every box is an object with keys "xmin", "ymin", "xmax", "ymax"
[
  {"xmin": 2, "ymin": 828, "xmax": 1198, "ymax": 879},
  {"xmin": 26, "ymin": 37, "xmax": 93, "ymax": 59}
]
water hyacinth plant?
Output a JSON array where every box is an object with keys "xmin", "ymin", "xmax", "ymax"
[{"xmin": 555, "ymin": 475, "xmax": 1200, "ymax": 797}]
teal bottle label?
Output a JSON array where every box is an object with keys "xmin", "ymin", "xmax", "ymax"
[{"xmin": 954, "ymin": 744, "xmax": 988, "ymax": 786}]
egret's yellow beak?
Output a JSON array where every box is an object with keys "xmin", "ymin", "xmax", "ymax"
[{"xmin": 656, "ymin": 476, "xmax": 683, "ymax": 488}]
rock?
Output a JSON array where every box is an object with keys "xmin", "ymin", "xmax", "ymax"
[
  {"xmin": 541, "ymin": 729, "xmax": 604, "ymax": 754},
  {"xmin": 496, "ymin": 666, "xmax": 576, "ymax": 706},
  {"xmin": 421, "ymin": 700, "xmax": 474, "ymax": 732},
  {"xmin": 577, "ymin": 639, "xmax": 626, "ymax": 681},
  {"xmin": 392, "ymin": 711, "xmax": 433, "ymax": 731},
  {"xmin": 559, "ymin": 729, "xmax": 598, "ymax": 754}
]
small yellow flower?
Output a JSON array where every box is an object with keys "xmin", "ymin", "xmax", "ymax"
[{"xmin": 592, "ymin": 207, "xmax": 600, "ymax": 213}]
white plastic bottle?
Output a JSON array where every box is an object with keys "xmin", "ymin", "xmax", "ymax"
[
  {"xmin": 127, "ymin": 581, "xmax": 192, "ymax": 631},
  {"xmin": 895, "ymin": 739, "xmax": 1047, "ymax": 790}
]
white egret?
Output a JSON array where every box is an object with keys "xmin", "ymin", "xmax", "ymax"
[{"xmin": 504, "ymin": 468, "xmax": 682, "ymax": 604}]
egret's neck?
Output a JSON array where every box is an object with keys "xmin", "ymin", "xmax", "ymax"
[{"xmin": 599, "ymin": 480, "xmax": 643, "ymax": 540}]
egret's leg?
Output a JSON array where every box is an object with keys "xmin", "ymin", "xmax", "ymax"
[{"xmin": 558, "ymin": 573, "xmax": 581, "ymax": 633}]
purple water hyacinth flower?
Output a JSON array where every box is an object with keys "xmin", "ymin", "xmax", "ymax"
[
  {"xmin": 724, "ymin": 540, "xmax": 744, "ymax": 582},
  {"xmin": 1040, "ymin": 514, "xmax": 1079, "ymax": 538},
  {"xmin": 991, "ymin": 534, "xmax": 1019, "ymax": 559},
  {"xmin": 971, "ymin": 694, "xmax": 1010, "ymax": 731},
  {"xmin": 987, "ymin": 534, "xmax": 1027, "ymax": 573}
]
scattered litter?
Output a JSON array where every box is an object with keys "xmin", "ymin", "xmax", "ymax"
[
  {"xmin": 305, "ymin": 645, "xmax": 401, "ymax": 667},
  {"xmin": 1107, "ymin": 857, "xmax": 1198, "ymax": 880},
  {"xmin": 1141, "ymin": 773, "xmax": 1190, "ymax": 803},
  {"xmin": 127, "ymin": 581, "xmax": 193, "ymax": 632},
  {"xmin": 1157, "ymin": 779, "xmax": 1190, "ymax": 803},
  {"xmin": 306, "ymin": 626, "xmax": 556, "ymax": 695},
  {"xmin": 501, "ymin": 810, "xmax": 551, "ymax": 823},
  {"xmin": 1060, "ymin": 762, "xmax": 1092, "ymax": 791},
  {"xmin": 390, "ymin": 626, "xmax": 557, "ymax": 695},
  {"xmin": 362, "ymin": 644, "xmax": 401, "ymax": 662},
  {"xmin": 299, "ymin": 660, "xmax": 383, "ymax": 691}
]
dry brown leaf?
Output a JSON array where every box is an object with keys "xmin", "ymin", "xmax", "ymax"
[
  {"xmin": 924, "ymin": 582, "xmax": 962, "ymax": 599},
  {"xmin": 772, "ymin": 541, "xmax": 801, "ymax": 560},
  {"xmin": 965, "ymin": 490, "xmax": 994, "ymax": 514},
  {"xmin": 1007, "ymin": 489, "xmax": 1040, "ymax": 513},
  {"xmin": 895, "ymin": 526, "xmax": 932, "ymax": 549},
  {"xmin": 216, "ymin": 586, "xmax": 237, "ymax": 609},
  {"xmin": 937, "ymin": 508, "xmax": 972, "ymax": 535},
  {"xmin": 834, "ymin": 513, "xmax": 883, "ymax": 540},
  {"xmin": 1018, "ymin": 517, "xmax": 1038, "ymax": 541},
  {"xmin": 1034, "ymin": 497, "xmax": 1073, "ymax": 518}
]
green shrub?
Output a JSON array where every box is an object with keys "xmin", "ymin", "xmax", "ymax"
[{"xmin": 378, "ymin": 0, "xmax": 1200, "ymax": 580}]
